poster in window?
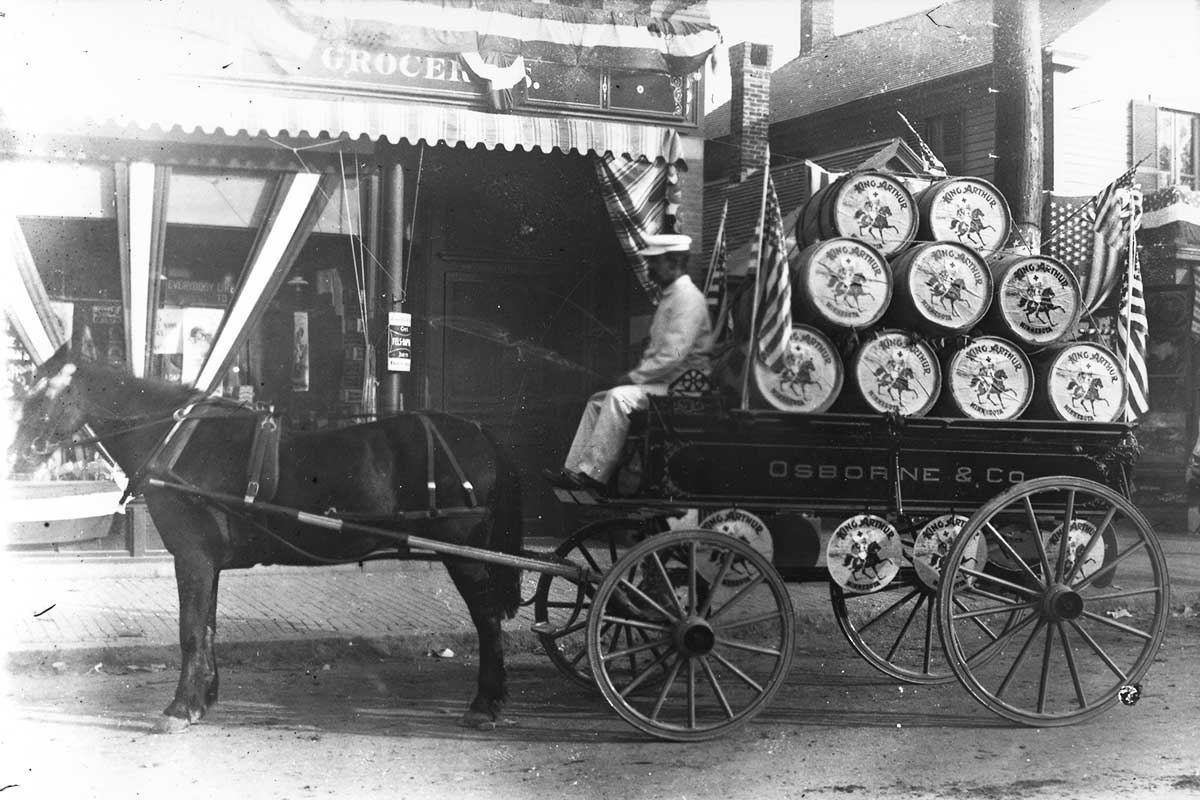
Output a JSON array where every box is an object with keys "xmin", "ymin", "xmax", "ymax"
[
  {"xmin": 292, "ymin": 310, "xmax": 310, "ymax": 392},
  {"xmin": 180, "ymin": 307, "xmax": 224, "ymax": 386}
]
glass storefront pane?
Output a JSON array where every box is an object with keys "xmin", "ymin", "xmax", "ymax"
[
  {"xmin": 1158, "ymin": 110, "xmax": 1175, "ymax": 173},
  {"xmin": 1177, "ymin": 113, "xmax": 1195, "ymax": 182}
]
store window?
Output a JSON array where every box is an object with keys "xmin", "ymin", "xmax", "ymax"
[{"xmin": 1156, "ymin": 108, "xmax": 1198, "ymax": 189}]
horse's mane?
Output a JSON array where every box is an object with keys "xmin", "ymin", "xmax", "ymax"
[{"xmin": 71, "ymin": 359, "xmax": 204, "ymax": 416}]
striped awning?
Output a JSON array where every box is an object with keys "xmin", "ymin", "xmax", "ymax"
[{"xmin": 1, "ymin": 77, "xmax": 687, "ymax": 164}]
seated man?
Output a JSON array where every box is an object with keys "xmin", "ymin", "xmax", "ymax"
[{"xmin": 544, "ymin": 233, "xmax": 714, "ymax": 492}]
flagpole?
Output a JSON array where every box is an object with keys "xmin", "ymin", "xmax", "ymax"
[
  {"xmin": 740, "ymin": 147, "xmax": 773, "ymax": 411},
  {"xmin": 703, "ymin": 200, "xmax": 729, "ymax": 297}
]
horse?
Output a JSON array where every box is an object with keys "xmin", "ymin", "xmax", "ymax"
[
  {"xmin": 779, "ymin": 357, "xmax": 823, "ymax": 403},
  {"xmin": 948, "ymin": 208, "xmax": 995, "ymax": 248},
  {"xmin": 1019, "ymin": 287, "xmax": 1065, "ymax": 326},
  {"xmin": 1067, "ymin": 375, "xmax": 1111, "ymax": 416},
  {"xmin": 843, "ymin": 540, "xmax": 890, "ymax": 582},
  {"xmin": 971, "ymin": 369, "xmax": 1017, "ymax": 408},
  {"xmin": 8, "ymin": 346, "xmax": 524, "ymax": 734},
  {"xmin": 854, "ymin": 206, "xmax": 897, "ymax": 244}
]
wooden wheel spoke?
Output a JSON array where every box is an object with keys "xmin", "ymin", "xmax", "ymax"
[
  {"xmin": 1078, "ymin": 609, "xmax": 1154, "ymax": 641},
  {"xmin": 697, "ymin": 655, "xmax": 734, "ymax": 720},
  {"xmin": 964, "ymin": 609, "xmax": 1040, "ymax": 666},
  {"xmin": 707, "ymin": 572, "xmax": 767, "ymax": 623},
  {"xmin": 1056, "ymin": 621, "xmax": 1088, "ymax": 709},
  {"xmin": 714, "ymin": 636, "xmax": 783, "ymax": 658},
  {"xmin": 648, "ymin": 656, "xmax": 684, "ymax": 717},
  {"xmin": 922, "ymin": 595, "xmax": 935, "ymax": 674},
  {"xmin": 1083, "ymin": 586, "xmax": 1161, "ymax": 603},
  {"xmin": 687, "ymin": 658, "xmax": 697, "ymax": 729},
  {"xmin": 885, "ymin": 592, "xmax": 925, "ymax": 662},
  {"xmin": 548, "ymin": 616, "xmax": 590, "ymax": 639},
  {"xmin": 1024, "ymin": 495, "xmax": 1054, "ymax": 580},
  {"xmin": 687, "ymin": 541, "xmax": 699, "ymax": 617},
  {"xmin": 1055, "ymin": 489, "xmax": 1076, "ymax": 583},
  {"xmin": 708, "ymin": 649, "xmax": 766, "ymax": 694},
  {"xmin": 953, "ymin": 595, "xmax": 1001, "ymax": 641},
  {"xmin": 959, "ymin": 567, "xmax": 1040, "ymax": 599},
  {"xmin": 995, "ymin": 618, "xmax": 1046, "ymax": 699},
  {"xmin": 649, "ymin": 551, "xmax": 686, "ymax": 618},
  {"xmin": 1068, "ymin": 619, "xmax": 1130, "ymax": 682},
  {"xmin": 619, "ymin": 647, "xmax": 677, "ymax": 700},
  {"xmin": 615, "ymin": 576, "xmax": 678, "ymax": 623},
  {"xmin": 714, "ymin": 609, "xmax": 785, "ymax": 631},
  {"xmin": 599, "ymin": 613, "xmax": 672, "ymax": 634},
  {"xmin": 1065, "ymin": 505, "xmax": 1117, "ymax": 584},
  {"xmin": 985, "ymin": 522, "xmax": 1044, "ymax": 588},
  {"xmin": 697, "ymin": 550, "xmax": 735, "ymax": 617},
  {"xmin": 854, "ymin": 588, "xmax": 921, "ymax": 635},
  {"xmin": 952, "ymin": 599, "xmax": 1038, "ymax": 622},
  {"xmin": 1074, "ymin": 540, "xmax": 1149, "ymax": 592},
  {"xmin": 1036, "ymin": 622, "xmax": 1055, "ymax": 714}
]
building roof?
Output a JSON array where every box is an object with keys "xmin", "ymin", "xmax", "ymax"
[
  {"xmin": 700, "ymin": 138, "xmax": 924, "ymax": 271},
  {"xmin": 704, "ymin": 0, "xmax": 1110, "ymax": 138}
]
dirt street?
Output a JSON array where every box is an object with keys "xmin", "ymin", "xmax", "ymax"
[{"xmin": 4, "ymin": 605, "xmax": 1199, "ymax": 800}]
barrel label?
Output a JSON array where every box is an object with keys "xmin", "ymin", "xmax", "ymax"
[
  {"xmin": 906, "ymin": 243, "xmax": 991, "ymax": 329},
  {"xmin": 831, "ymin": 175, "xmax": 916, "ymax": 255},
  {"xmin": 1046, "ymin": 345, "xmax": 1126, "ymax": 422},
  {"xmin": 827, "ymin": 514, "xmax": 902, "ymax": 593},
  {"xmin": 1044, "ymin": 519, "xmax": 1104, "ymax": 581},
  {"xmin": 997, "ymin": 258, "xmax": 1080, "ymax": 344},
  {"xmin": 855, "ymin": 332, "xmax": 939, "ymax": 416},
  {"xmin": 924, "ymin": 180, "xmax": 1010, "ymax": 255},
  {"xmin": 912, "ymin": 514, "xmax": 986, "ymax": 588},
  {"xmin": 948, "ymin": 337, "xmax": 1032, "ymax": 419},
  {"xmin": 699, "ymin": 508, "xmax": 774, "ymax": 585},
  {"xmin": 755, "ymin": 325, "xmax": 843, "ymax": 412},
  {"xmin": 804, "ymin": 239, "xmax": 891, "ymax": 327}
]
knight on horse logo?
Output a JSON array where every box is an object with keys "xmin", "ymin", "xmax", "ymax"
[
  {"xmin": 947, "ymin": 199, "xmax": 995, "ymax": 248},
  {"xmin": 969, "ymin": 356, "xmax": 1017, "ymax": 409},
  {"xmin": 854, "ymin": 192, "xmax": 897, "ymax": 245},
  {"xmin": 1017, "ymin": 273, "xmax": 1067, "ymax": 327}
]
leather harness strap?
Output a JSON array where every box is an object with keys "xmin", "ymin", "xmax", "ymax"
[
  {"xmin": 243, "ymin": 410, "xmax": 282, "ymax": 504},
  {"xmin": 417, "ymin": 413, "xmax": 479, "ymax": 513}
]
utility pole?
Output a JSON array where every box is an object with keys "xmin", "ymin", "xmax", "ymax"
[{"xmin": 992, "ymin": 0, "xmax": 1043, "ymax": 251}]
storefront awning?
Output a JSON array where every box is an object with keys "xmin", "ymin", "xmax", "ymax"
[{"xmin": 1, "ymin": 78, "xmax": 686, "ymax": 164}]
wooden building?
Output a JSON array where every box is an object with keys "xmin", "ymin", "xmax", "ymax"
[{"xmin": 2, "ymin": 0, "xmax": 721, "ymax": 553}]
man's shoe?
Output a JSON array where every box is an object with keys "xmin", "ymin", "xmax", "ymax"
[
  {"xmin": 567, "ymin": 470, "xmax": 607, "ymax": 494},
  {"xmin": 541, "ymin": 468, "xmax": 578, "ymax": 489}
]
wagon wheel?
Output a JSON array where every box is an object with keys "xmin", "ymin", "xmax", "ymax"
[
  {"xmin": 830, "ymin": 516, "xmax": 993, "ymax": 685},
  {"xmin": 533, "ymin": 517, "xmax": 668, "ymax": 690},
  {"xmin": 938, "ymin": 476, "xmax": 1170, "ymax": 726},
  {"xmin": 587, "ymin": 529, "xmax": 796, "ymax": 741},
  {"xmin": 831, "ymin": 571, "xmax": 954, "ymax": 685}
]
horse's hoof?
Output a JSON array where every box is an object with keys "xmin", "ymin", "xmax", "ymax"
[
  {"xmin": 459, "ymin": 711, "xmax": 515, "ymax": 731},
  {"xmin": 153, "ymin": 715, "xmax": 192, "ymax": 734}
]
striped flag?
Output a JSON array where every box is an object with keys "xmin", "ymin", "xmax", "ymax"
[
  {"xmin": 1118, "ymin": 240, "xmax": 1149, "ymax": 420},
  {"xmin": 1043, "ymin": 160, "xmax": 1146, "ymax": 314},
  {"xmin": 754, "ymin": 176, "xmax": 792, "ymax": 371}
]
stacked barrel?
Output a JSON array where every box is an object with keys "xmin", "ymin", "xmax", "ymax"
[{"xmin": 746, "ymin": 170, "xmax": 1128, "ymax": 423}]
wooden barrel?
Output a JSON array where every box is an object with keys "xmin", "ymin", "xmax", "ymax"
[
  {"xmin": 845, "ymin": 329, "xmax": 941, "ymax": 416},
  {"xmin": 796, "ymin": 171, "xmax": 918, "ymax": 256},
  {"xmin": 887, "ymin": 241, "xmax": 993, "ymax": 334},
  {"xmin": 1028, "ymin": 342, "xmax": 1127, "ymax": 422},
  {"xmin": 791, "ymin": 237, "xmax": 892, "ymax": 330},
  {"xmin": 939, "ymin": 336, "xmax": 1033, "ymax": 420},
  {"xmin": 986, "ymin": 254, "xmax": 1082, "ymax": 347},
  {"xmin": 753, "ymin": 324, "xmax": 843, "ymax": 412},
  {"xmin": 915, "ymin": 177, "xmax": 1012, "ymax": 257}
]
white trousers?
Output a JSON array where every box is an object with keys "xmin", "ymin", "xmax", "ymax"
[{"xmin": 564, "ymin": 383, "xmax": 669, "ymax": 482}]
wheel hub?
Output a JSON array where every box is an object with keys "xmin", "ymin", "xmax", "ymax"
[
  {"xmin": 674, "ymin": 617, "xmax": 716, "ymax": 656},
  {"xmin": 1042, "ymin": 584, "xmax": 1084, "ymax": 621}
]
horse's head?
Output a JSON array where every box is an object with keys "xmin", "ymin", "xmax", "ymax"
[{"xmin": 8, "ymin": 347, "xmax": 90, "ymax": 475}]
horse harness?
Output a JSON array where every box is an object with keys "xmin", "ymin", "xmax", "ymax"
[{"xmin": 135, "ymin": 403, "xmax": 482, "ymax": 523}]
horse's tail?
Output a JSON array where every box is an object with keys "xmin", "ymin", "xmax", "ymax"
[{"xmin": 481, "ymin": 427, "xmax": 524, "ymax": 619}]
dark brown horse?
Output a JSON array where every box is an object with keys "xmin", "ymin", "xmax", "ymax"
[{"xmin": 9, "ymin": 346, "xmax": 523, "ymax": 733}]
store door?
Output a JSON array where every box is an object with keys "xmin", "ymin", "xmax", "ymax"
[{"xmin": 425, "ymin": 257, "xmax": 606, "ymax": 536}]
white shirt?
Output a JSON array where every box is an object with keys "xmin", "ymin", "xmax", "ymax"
[{"xmin": 627, "ymin": 274, "xmax": 714, "ymax": 385}]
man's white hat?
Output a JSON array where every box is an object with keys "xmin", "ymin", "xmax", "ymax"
[{"xmin": 639, "ymin": 233, "xmax": 692, "ymax": 256}]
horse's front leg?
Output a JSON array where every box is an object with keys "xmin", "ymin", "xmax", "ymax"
[
  {"xmin": 444, "ymin": 557, "xmax": 510, "ymax": 729},
  {"xmin": 149, "ymin": 497, "xmax": 224, "ymax": 734}
]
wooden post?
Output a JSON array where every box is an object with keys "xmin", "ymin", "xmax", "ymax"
[
  {"xmin": 379, "ymin": 161, "xmax": 405, "ymax": 415},
  {"xmin": 992, "ymin": 0, "xmax": 1043, "ymax": 251}
]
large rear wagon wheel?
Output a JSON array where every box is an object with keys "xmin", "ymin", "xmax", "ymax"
[
  {"xmin": 587, "ymin": 529, "xmax": 796, "ymax": 741},
  {"xmin": 938, "ymin": 477, "xmax": 1170, "ymax": 726},
  {"xmin": 532, "ymin": 517, "xmax": 657, "ymax": 689}
]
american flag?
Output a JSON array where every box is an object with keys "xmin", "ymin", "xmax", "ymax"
[
  {"xmin": 703, "ymin": 199, "xmax": 729, "ymax": 331},
  {"xmin": 1118, "ymin": 240, "xmax": 1149, "ymax": 420},
  {"xmin": 1043, "ymin": 162, "xmax": 1145, "ymax": 314},
  {"xmin": 754, "ymin": 175, "xmax": 792, "ymax": 371}
]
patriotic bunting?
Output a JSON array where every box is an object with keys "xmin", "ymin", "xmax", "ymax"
[
  {"xmin": 703, "ymin": 199, "xmax": 729, "ymax": 333},
  {"xmin": 1118, "ymin": 240, "xmax": 1149, "ymax": 420}
]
